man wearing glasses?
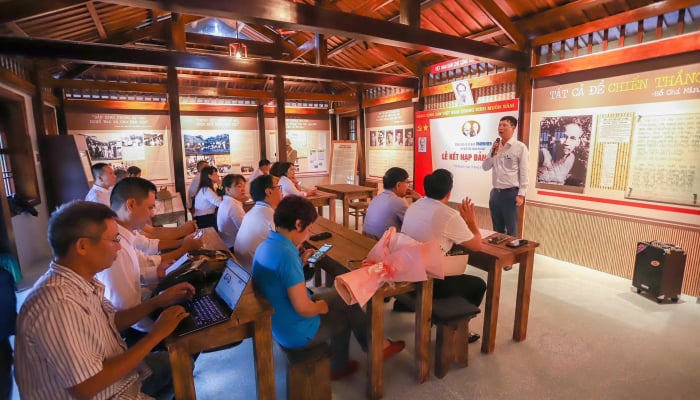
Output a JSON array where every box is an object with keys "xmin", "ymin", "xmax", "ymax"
[
  {"xmin": 235, "ymin": 174, "xmax": 285, "ymax": 270},
  {"xmin": 15, "ymin": 201, "xmax": 193, "ymax": 399}
]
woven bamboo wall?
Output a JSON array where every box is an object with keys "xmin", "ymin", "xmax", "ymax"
[{"xmin": 522, "ymin": 203, "xmax": 700, "ymax": 297}]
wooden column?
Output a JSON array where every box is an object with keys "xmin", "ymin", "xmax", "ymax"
[
  {"xmin": 168, "ymin": 13, "xmax": 186, "ymax": 208},
  {"xmin": 356, "ymin": 89, "xmax": 366, "ymax": 185},
  {"xmin": 30, "ymin": 62, "xmax": 47, "ymax": 138},
  {"xmin": 256, "ymin": 102, "xmax": 267, "ymax": 160},
  {"xmin": 315, "ymin": 33, "xmax": 328, "ymax": 65},
  {"xmin": 400, "ymin": 0, "xmax": 421, "ymax": 27},
  {"xmin": 515, "ymin": 46, "xmax": 534, "ymax": 238},
  {"xmin": 274, "ymin": 76, "xmax": 287, "ymax": 162},
  {"xmin": 329, "ymin": 111, "xmax": 338, "ymax": 140}
]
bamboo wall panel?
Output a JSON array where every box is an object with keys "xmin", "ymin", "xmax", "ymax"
[{"xmin": 523, "ymin": 203, "xmax": 700, "ymax": 297}]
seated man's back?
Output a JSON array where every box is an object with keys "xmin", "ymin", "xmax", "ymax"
[{"xmin": 235, "ymin": 202, "xmax": 275, "ymax": 269}]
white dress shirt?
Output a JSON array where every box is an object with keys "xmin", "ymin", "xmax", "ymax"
[
  {"xmin": 279, "ymin": 175, "xmax": 305, "ymax": 197},
  {"xmin": 234, "ymin": 202, "xmax": 275, "ymax": 269},
  {"xmin": 217, "ymin": 196, "xmax": 246, "ymax": 248},
  {"xmin": 482, "ymin": 136, "xmax": 529, "ymax": 197},
  {"xmin": 187, "ymin": 173, "xmax": 201, "ymax": 209},
  {"xmin": 193, "ymin": 187, "xmax": 222, "ymax": 216},
  {"xmin": 85, "ymin": 184, "xmax": 111, "ymax": 207},
  {"xmin": 249, "ymin": 168, "xmax": 265, "ymax": 183},
  {"xmin": 401, "ymin": 197, "xmax": 473, "ymax": 254},
  {"xmin": 96, "ymin": 224, "xmax": 161, "ymax": 332},
  {"xmin": 132, "ymin": 231, "xmax": 159, "ymax": 255}
]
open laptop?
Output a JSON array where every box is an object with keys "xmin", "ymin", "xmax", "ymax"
[{"xmin": 175, "ymin": 259, "xmax": 251, "ymax": 336}]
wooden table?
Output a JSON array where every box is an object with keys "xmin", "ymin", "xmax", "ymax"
[
  {"xmin": 464, "ymin": 235, "xmax": 540, "ymax": 354},
  {"xmin": 166, "ymin": 287, "xmax": 275, "ymax": 400},
  {"xmin": 307, "ymin": 191, "xmax": 337, "ymax": 222},
  {"xmin": 308, "ymin": 217, "xmax": 432, "ymax": 400},
  {"xmin": 314, "ymin": 184, "xmax": 377, "ymax": 228}
]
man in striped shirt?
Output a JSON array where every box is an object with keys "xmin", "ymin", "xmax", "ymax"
[{"xmin": 15, "ymin": 201, "xmax": 194, "ymax": 399}]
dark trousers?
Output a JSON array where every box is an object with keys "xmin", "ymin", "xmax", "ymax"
[
  {"xmin": 489, "ymin": 187, "xmax": 519, "ymax": 236},
  {"xmin": 193, "ymin": 213, "xmax": 217, "ymax": 230},
  {"xmin": 434, "ymin": 275, "xmax": 487, "ymax": 307},
  {"xmin": 0, "ymin": 339, "xmax": 12, "ymax": 400},
  {"xmin": 306, "ymin": 290, "xmax": 369, "ymax": 372}
]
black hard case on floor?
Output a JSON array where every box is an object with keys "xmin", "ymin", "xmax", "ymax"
[{"xmin": 632, "ymin": 241, "xmax": 687, "ymax": 302}]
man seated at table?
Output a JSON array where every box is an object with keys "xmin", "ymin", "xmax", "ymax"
[
  {"xmin": 134, "ymin": 220, "xmax": 199, "ymax": 256},
  {"xmin": 249, "ymin": 158, "xmax": 271, "ymax": 182},
  {"xmin": 252, "ymin": 196, "xmax": 404, "ymax": 381},
  {"xmin": 14, "ymin": 201, "xmax": 193, "ymax": 399},
  {"xmin": 234, "ymin": 174, "xmax": 284, "ymax": 269},
  {"xmin": 363, "ymin": 167, "xmax": 421, "ymax": 239},
  {"xmin": 401, "ymin": 169, "xmax": 487, "ymax": 343},
  {"xmin": 85, "ymin": 162, "xmax": 117, "ymax": 206},
  {"xmin": 217, "ymin": 174, "xmax": 248, "ymax": 250},
  {"xmin": 97, "ymin": 177, "xmax": 202, "ymax": 346}
]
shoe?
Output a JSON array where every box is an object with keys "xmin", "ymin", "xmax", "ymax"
[
  {"xmin": 468, "ymin": 332, "xmax": 481, "ymax": 344},
  {"xmin": 331, "ymin": 360, "xmax": 359, "ymax": 381},
  {"xmin": 503, "ymin": 265, "xmax": 513, "ymax": 271},
  {"xmin": 383, "ymin": 340, "xmax": 405, "ymax": 360}
]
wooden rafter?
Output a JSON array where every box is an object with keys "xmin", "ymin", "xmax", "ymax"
[
  {"xmin": 0, "ymin": 0, "xmax": 87, "ymax": 25},
  {"xmin": 472, "ymin": 0, "xmax": 527, "ymax": 49},
  {"xmin": 370, "ymin": 44, "xmax": 418, "ymax": 75},
  {"xmin": 6, "ymin": 22, "xmax": 28, "ymax": 37},
  {"xmin": 86, "ymin": 1, "xmax": 107, "ymax": 39}
]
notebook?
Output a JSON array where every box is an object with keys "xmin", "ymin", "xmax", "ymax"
[{"xmin": 175, "ymin": 259, "xmax": 251, "ymax": 336}]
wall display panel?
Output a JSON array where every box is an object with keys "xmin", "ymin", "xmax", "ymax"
[
  {"xmin": 181, "ymin": 116, "xmax": 260, "ymax": 181},
  {"xmin": 67, "ymin": 113, "xmax": 174, "ymax": 185},
  {"xmin": 530, "ymin": 56, "xmax": 700, "ymax": 226},
  {"xmin": 414, "ymin": 99, "xmax": 519, "ymax": 208},
  {"xmin": 264, "ymin": 116, "xmax": 330, "ymax": 176},
  {"xmin": 330, "ymin": 141, "xmax": 358, "ymax": 184},
  {"xmin": 365, "ymin": 102, "xmax": 415, "ymax": 181}
]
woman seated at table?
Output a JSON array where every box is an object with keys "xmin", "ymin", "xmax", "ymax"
[
  {"xmin": 192, "ymin": 166, "xmax": 222, "ymax": 229},
  {"xmin": 217, "ymin": 173, "xmax": 248, "ymax": 250},
  {"xmin": 271, "ymin": 162, "xmax": 317, "ymax": 198},
  {"xmin": 252, "ymin": 196, "xmax": 404, "ymax": 380}
]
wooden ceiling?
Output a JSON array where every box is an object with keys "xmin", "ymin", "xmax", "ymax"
[{"xmin": 0, "ymin": 0, "xmax": 698, "ymax": 100}]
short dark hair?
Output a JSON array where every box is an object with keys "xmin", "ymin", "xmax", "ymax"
[
  {"xmin": 48, "ymin": 200, "xmax": 117, "ymax": 257},
  {"xmin": 383, "ymin": 167, "xmax": 409, "ymax": 190},
  {"xmin": 91, "ymin": 162, "xmax": 109, "ymax": 179},
  {"xmin": 126, "ymin": 166, "xmax": 141, "ymax": 176},
  {"xmin": 222, "ymin": 174, "xmax": 246, "ymax": 189},
  {"xmin": 424, "ymin": 169, "xmax": 453, "ymax": 200},
  {"xmin": 110, "ymin": 177, "xmax": 157, "ymax": 210},
  {"xmin": 258, "ymin": 159, "xmax": 271, "ymax": 168},
  {"xmin": 250, "ymin": 174, "xmax": 274, "ymax": 202},
  {"xmin": 274, "ymin": 196, "xmax": 317, "ymax": 231},
  {"xmin": 114, "ymin": 169, "xmax": 128, "ymax": 182},
  {"xmin": 271, "ymin": 162, "xmax": 293, "ymax": 177},
  {"xmin": 500, "ymin": 116, "xmax": 518, "ymax": 128}
]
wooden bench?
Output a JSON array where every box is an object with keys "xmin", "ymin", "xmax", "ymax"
[{"xmin": 280, "ymin": 342, "xmax": 332, "ymax": 400}]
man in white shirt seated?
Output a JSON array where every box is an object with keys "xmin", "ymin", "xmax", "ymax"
[
  {"xmin": 96, "ymin": 177, "xmax": 202, "ymax": 346},
  {"xmin": 249, "ymin": 159, "xmax": 271, "ymax": 183},
  {"xmin": 363, "ymin": 167, "xmax": 421, "ymax": 239},
  {"xmin": 217, "ymin": 174, "xmax": 248, "ymax": 250},
  {"xmin": 234, "ymin": 174, "xmax": 283, "ymax": 270},
  {"xmin": 401, "ymin": 169, "xmax": 486, "ymax": 343},
  {"xmin": 85, "ymin": 162, "xmax": 117, "ymax": 206},
  {"xmin": 14, "ymin": 200, "xmax": 193, "ymax": 399}
]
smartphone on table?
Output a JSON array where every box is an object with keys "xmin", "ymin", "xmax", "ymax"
[{"xmin": 308, "ymin": 243, "xmax": 333, "ymax": 264}]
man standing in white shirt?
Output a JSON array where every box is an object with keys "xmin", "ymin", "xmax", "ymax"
[
  {"xmin": 96, "ymin": 177, "xmax": 201, "ymax": 345},
  {"xmin": 482, "ymin": 116, "xmax": 529, "ymax": 237},
  {"xmin": 15, "ymin": 201, "xmax": 192, "ymax": 399},
  {"xmin": 218, "ymin": 174, "xmax": 248, "ymax": 249},
  {"xmin": 234, "ymin": 174, "xmax": 283, "ymax": 269},
  {"xmin": 401, "ymin": 169, "xmax": 486, "ymax": 343},
  {"xmin": 85, "ymin": 162, "xmax": 116, "ymax": 206},
  {"xmin": 363, "ymin": 167, "xmax": 421, "ymax": 239}
]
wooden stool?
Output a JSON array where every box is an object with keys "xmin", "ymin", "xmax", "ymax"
[
  {"xmin": 281, "ymin": 342, "xmax": 332, "ymax": 400},
  {"xmin": 431, "ymin": 297, "xmax": 481, "ymax": 378},
  {"xmin": 348, "ymin": 200, "xmax": 369, "ymax": 230}
]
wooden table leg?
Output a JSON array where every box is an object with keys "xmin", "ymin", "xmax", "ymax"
[
  {"xmin": 367, "ymin": 292, "xmax": 385, "ymax": 400},
  {"xmin": 317, "ymin": 205, "xmax": 324, "ymax": 218},
  {"xmin": 253, "ymin": 315, "xmax": 276, "ymax": 400},
  {"xmin": 342, "ymin": 195, "xmax": 350, "ymax": 228},
  {"xmin": 329, "ymin": 200, "xmax": 337, "ymax": 224},
  {"xmin": 514, "ymin": 249, "xmax": 535, "ymax": 341},
  {"xmin": 168, "ymin": 343, "xmax": 196, "ymax": 399},
  {"xmin": 414, "ymin": 279, "xmax": 433, "ymax": 383},
  {"xmin": 481, "ymin": 259, "xmax": 503, "ymax": 354}
]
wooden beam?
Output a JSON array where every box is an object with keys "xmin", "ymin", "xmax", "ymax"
[
  {"xmin": 315, "ymin": 33, "xmax": 328, "ymax": 65},
  {"xmin": 0, "ymin": 0, "xmax": 86, "ymax": 25},
  {"xmin": 102, "ymin": 0, "xmax": 528, "ymax": 66},
  {"xmin": 532, "ymin": 0, "xmax": 699, "ymax": 47},
  {"xmin": 6, "ymin": 22, "xmax": 28, "ymax": 37},
  {"xmin": 274, "ymin": 76, "xmax": 287, "ymax": 162},
  {"xmin": 0, "ymin": 67, "xmax": 34, "ymax": 94},
  {"xmin": 472, "ymin": 0, "xmax": 527, "ymax": 49},
  {"xmin": 371, "ymin": 44, "xmax": 418, "ymax": 75},
  {"xmin": 46, "ymin": 78, "xmax": 167, "ymax": 92},
  {"xmin": 399, "ymin": 0, "xmax": 421, "ymax": 27},
  {"xmin": 167, "ymin": 14, "xmax": 187, "ymax": 212},
  {"xmin": 422, "ymin": 70, "xmax": 517, "ymax": 96},
  {"xmin": 285, "ymin": 37, "xmax": 316, "ymax": 62},
  {"xmin": 184, "ymin": 32, "xmax": 283, "ymax": 58},
  {"xmin": 0, "ymin": 36, "xmax": 419, "ymax": 88},
  {"xmin": 86, "ymin": 1, "xmax": 107, "ymax": 39},
  {"xmin": 531, "ymin": 31, "xmax": 700, "ymax": 79},
  {"xmin": 362, "ymin": 91, "xmax": 412, "ymax": 108},
  {"xmin": 257, "ymin": 102, "xmax": 266, "ymax": 158}
]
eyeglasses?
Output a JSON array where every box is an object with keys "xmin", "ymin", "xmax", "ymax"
[{"xmin": 83, "ymin": 234, "xmax": 121, "ymax": 244}]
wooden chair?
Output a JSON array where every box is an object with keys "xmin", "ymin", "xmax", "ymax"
[
  {"xmin": 280, "ymin": 342, "xmax": 332, "ymax": 400},
  {"xmin": 348, "ymin": 199, "xmax": 369, "ymax": 230}
]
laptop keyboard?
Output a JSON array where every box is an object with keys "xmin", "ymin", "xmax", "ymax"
[{"xmin": 190, "ymin": 297, "xmax": 227, "ymax": 327}]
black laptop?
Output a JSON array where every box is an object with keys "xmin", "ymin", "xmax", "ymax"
[{"xmin": 175, "ymin": 259, "xmax": 251, "ymax": 336}]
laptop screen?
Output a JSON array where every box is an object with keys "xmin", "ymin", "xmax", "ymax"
[{"xmin": 215, "ymin": 259, "xmax": 251, "ymax": 310}]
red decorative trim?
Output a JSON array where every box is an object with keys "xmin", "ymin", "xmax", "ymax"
[{"xmin": 537, "ymin": 190, "xmax": 700, "ymax": 215}]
